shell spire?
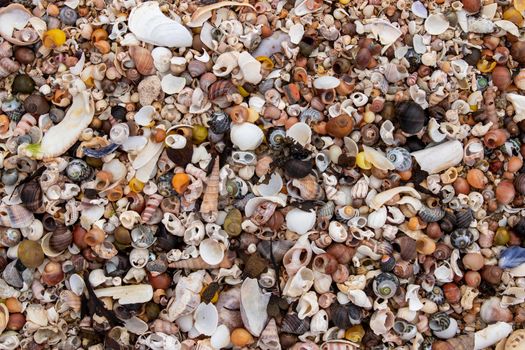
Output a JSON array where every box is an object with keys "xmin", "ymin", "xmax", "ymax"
[{"xmin": 200, "ymin": 156, "xmax": 220, "ymax": 223}]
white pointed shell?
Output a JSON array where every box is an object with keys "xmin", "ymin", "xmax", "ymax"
[
  {"xmin": 507, "ymin": 94, "xmax": 525, "ymax": 122},
  {"xmin": 161, "ymin": 74, "xmax": 186, "ymax": 95},
  {"xmin": 151, "ymin": 47, "xmax": 173, "ymax": 73},
  {"xmin": 313, "ymin": 76, "xmax": 340, "ymax": 90},
  {"xmin": 134, "ymin": 106, "xmax": 157, "ymax": 126},
  {"xmin": 286, "ymin": 208, "xmax": 316, "ymax": 235},
  {"xmin": 194, "ymin": 303, "xmax": 218, "ymax": 336},
  {"xmin": 367, "ymin": 206, "xmax": 387, "ymax": 229},
  {"xmin": 424, "ymin": 14, "xmax": 449, "ymax": 35},
  {"xmin": 238, "ymin": 52, "xmax": 262, "ymax": 84},
  {"xmin": 230, "ymin": 123, "xmax": 264, "ymax": 151},
  {"xmin": 128, "ymin": 1, "xmax": 192, "ymax": 47},
  {"xmin": 286, "ymin": 122, "xmax": 312, "ymax": 146},
  {"xmin": 363, "ymin": 145, "xmax": 395, "ymax": 170},
  {"xmin": 297, "ymin": 291, "xmax": 319, "ymax": 319},
  {"xmin": 240, "ymin": 278, "xmax": 270, "ymax": 336},
  {"xmin": 199, "ymin": 238, "xmax": 225, "ymax": 266},
  {"xmin": 411, "ymin": 140, "xmax": 463, "ymax": 174}
]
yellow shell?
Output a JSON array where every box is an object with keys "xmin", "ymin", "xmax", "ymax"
[
  {"xmin": 192, "ymin": 125, "xmax": 208, "ymax": 144},
  {"xmin": 237, "ymin": 85, "xmax": 250, "ymax": 97},
  {"xmin": 477, "ymin": 59, "xmax": 497, "ymax": 73},
  {"xmin": 503, "ymin": 7, "xmax": 524, "ymax": 27},
  {"xmin": 129, "ymin": 178, "xmax": 145, "ymax": 193},
  {"xmin": 345, "ymin": 325, "xmax": 365, "ymax": 342},
  {"xmin": 246, "ymin": 108, "xmax": 259, "ymax": 123},
  {"xmin": 43, "ymin": 29, "xmax": 67, "ymax": 49},
  {"xmin": 514, "ymin": 0, "xmax": 525, "ymax": 13},
  {"xmin": 339, "ymin": 0, "xmax": 351, "ymax": 4},
  {"xmin": 256, "ymin": 56, "xmax": 274, "ymax": 70},
  {"xmin": 356, "ymin": 152, "xmax": 372, "ymax": 170}
]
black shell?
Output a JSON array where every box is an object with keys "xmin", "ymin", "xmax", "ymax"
[
  {"xmin": 281, "ymin": 313, "xmax": 310, "ymax": 335},
  {"xmin": 166, "ymin": 139, "xmax": 193, "ymax": 167},
  {"xmin": 455, "ymin": 208, "xmax": 474, "ymax": 228},
  {"xmin": 66, "ymin": 159, "xmax": 93, "ymax": 182},
  {"xmin": 450, "ymin": 228, "xmax": 474, "ymax": 249},
  {"xmin": 20, "ymin": 181, "xmax": 42, "ymax": 212},
  {"xmin": 329, "ymin": 303, "xmax": 361, "ymax": 329},
  {"xmin": 284, "ymin": 159, "xmax": 312, "ymax": 179},
  {"xmin": 439, "ymin": 210, "xmax": 457, "ymax": 233},
  {"xmin": 208, "ymin": 111, "xmax": 230, "ymax": 134},
  {"xmin": 380, "ymin": 255, "xmax": 396, "ymax": 272},
  {"xmin": 426, "ymin": 286, "xmax": 445, "ymax": 305},
  {"xmin": 397, "ymin": 101, "xmax": 427, "ymax": 134},
  {"xmin": 12, "ymin": 74, "xmax": 35, "ymax": 94}
]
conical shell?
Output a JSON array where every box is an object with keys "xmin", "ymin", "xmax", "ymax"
[
  {"xmin": 258, "ymin": 318, "xmax": 281, "ymax": 350},
  {"xmin": 200, "ymin": 157, "xmax": 220, "ymax": 223},
  {"xmin": 0, "ymin": 204, "xmax": 34, "ymax": 228}
]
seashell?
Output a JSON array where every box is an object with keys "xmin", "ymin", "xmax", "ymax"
[
  {"xmin": 386, "ymin": 147, "xmax": 412, "ymax": 172},
  {"xmin": 0, "ymin": 4, "xmax": 39, "ymax": 46},
  {"xmin": 281, "ymin": 313, "xmax": 310, "ymax": 335},
  {"xmin": 370, "ymin": 308, "xmax": 395, "ymax": 335},
  {"xmin": 200, "ymin": 157, "xmax": 220, "ymax": 223},
  {"xmin": 240, "ymin": 278, "xmax": 270, "ymax": 336},
  {"xmin": 161, "ymin": 74, "xmax": 186, "ymax": 95},
  {"xmin": 208, "ymin": 111, "xmax": 231, "ymax": 134},
  {"xmin": 314, "ymin": 76, "xmax": 340, "ymax": 90},
  {"xmin": 0, "ymin": 205, "xmax": 34, "ymax": 228},
  {"xmin": 194, "ymin": 302, "xmax": 218, "ymax": 336},
  {"xmin": 364, "ymin": 19, "xmax": 402, "ymax": 46},
  {"xmin": 425, "ymin": 14, "xmax": 450, "ymax": 35},
  {"xmin": 20, "ymin": 88, "xmax": 95, "ymax": 160},
  {"xmin": 258, "ymin": 240, "xmax": 294, "ymax": 263},
  {"xmin": 367, "ymin": 206, "xmax": 387, "ymax": 229},
  {"xmin": 210, "ymin": 325, "xmax": 230, "ymax": 349},
  {"xmin": 289, "ymin": 175, "xmax": 324, "ymax": 201},
  {"xmin": 450, "ymin": 228, "xmax": 474, "ymax": 249},
  {"xmin": 474, "ymin": 322, "xmax": 513, "ymax": 350},
  {"xmin": 326, "ymin": 114, "xmax": 354, "ymax": 138},
  {"xmin": 393, "ymin": 320, "xmax": 418, "ymax": 340},
  {"xmin": 258, "ymin": 318, "xmax": 281, "ymax": 350},
  {"xmin": 284, "ymin": 159, "xmax": 313, "ymax": 179},
  {"xmin": 320, "ymin": 340, "xmax": 359, "ymax": 350},
  {"xmin": 238, "ymin": 52, "xmax": 262, "ymax": 84},
  {"xmin": 129, "ymin": 1, "xmax": 192, "ymax": 47},
  {"xmin": 480, "ymin": 297, "xmax": 513, "ymax": 324},
  {"xmin": 283, "ymin": 266, "xmax": 315, "ymax": 297},
  {"xmin": 373, "ymin": 273, "xmax": 399, "ymax": 299},
  {"xmin": 363, "ymin": 145, "xmax": 395, "ymax": 170},
  {"xmin": 138, "ymin": 75, "xmax": 162, "ymax": 106},
  {"xmin": 286, "ymin": 209, "xmax": 316, "ymax": 235},
  {"xmin": 199, "ymin": 238, "xmax": 225, "ymax": 266},
  {"xmin": 429, "ymin": 312, "xmax": 458, "ymax": 339},
  {"xmin": 499, "ymin": 246, "xmax": 525, "ymax": 269},
  {"xmin": 419, "ymin": 206, "xmax": 445, "ymax": 223},
  {"xmin": 398, "ymin": 101, "xmax": 426, "ymax": 135},
  {"xmin": 94, "ymin": 284, "xmax": 153, "ymax": 305},
  {"xmin": 383, "ymin": 63, "xmax": 409, "ymax": 83},
  {"xmin": 504, "ymin": 329, "xmax": 525, "ymax": 350},
  {"xmin": 230, "ymin": 123, "xmax": 264, "ymax": 151},
  {"xmin": 411, "ymin": 141, "xmax": 463, "ymax": 174},
  {"xmin": 20, "ymin": 181, "xmax": 42, "ymax": 212},
  {"xmin": 129, "ymin": 46, "xmax": 155, "ymax": 76},
  {"xmin": 151, "ymin": 47, "xmax": 172, "ymax": 73},
  {"xmin": 287, "ymin": 122, "xmax": 312, "ymax": 147}
]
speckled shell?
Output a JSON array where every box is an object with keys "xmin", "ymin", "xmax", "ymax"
[
  {"xmin": 208, "ymin": 111, "xmax": 230, "ymax": 134},
  {"xmin": 372, "ymin": 272, "xmax": 399, "ymax": 299},
  {"xmin": 386, "ymin": 147, "xmax": 412, "ymax": 171},
  {"xmin": 66, "ymin": 159, "xmax": 93, "ymax": 182},
  {"xmin": 450, "ymin": 228, "xmax": 474, "ymax": 249}
]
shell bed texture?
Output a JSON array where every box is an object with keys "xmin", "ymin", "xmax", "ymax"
[{"xmin": 2, "ymin": 0, "xmax": 525, "ymax": 349}]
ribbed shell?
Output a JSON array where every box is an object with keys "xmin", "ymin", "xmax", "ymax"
[
  {"xmin": 300, "ymin": 108, "xmax": 323, "ymax": 123},
  {"xmin": 318, "ymin": 201, "xmax": 335, "ymax": 218},
  {"xmin": 419, "ymin": 206, "xmax": 445, "ymax": 223},
  {"xmin": 0, "ymin": 204, "xmax": 34, "ymax": 228},
  {"xmin": 20, "ymin": 181, "xmax": 42, "ymax": 212},
  {"xmin": 49, "ymin": 226, "xmax": 73, "ymax": 252},
  {"xmin": 429, "ymin": 312, "xmax": 451, "ymax": 332},
  {"xmin": 200, "ymin": 157, "xmax": 220, "ymax": 222},
  {"xmin": 386, "ymin": 147, "xmax": 412, "ymax": 171},
  {"xmin": 141, "ymin": 193, "xmax": 163, "ymax": 223},
  {"xmin": 454, "ymin": 208, "xmax": 474, "ymax": 228},
  {"xmin": 281, "ymin": 313, "xmax": 310, "ymax": 335}
]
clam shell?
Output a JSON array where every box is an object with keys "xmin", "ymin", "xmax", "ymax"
[
  {"xmin": 230, "ymin": 123, "xmax": 264, "ymax": 151},
  {"xmin": 161, "ymin": 74, "xmax": 186, "ymax": 95},
  {"xmin": 0, "ymin": 4, "xmax": 39, "ymax": 46},
  {"xmin": 240, "ymin": 278, "xmax": 270, "ymax": 336},
  {"xmin": 286, "ymin": 122, "xmax": 312, "ymax": 146},
  {"xmin": 199, "ymin": 238, "xmax": 225, "ymax": 266},
  {"xmin": 289, "ymin": 23, "xmax": 304, "ymax": 44},
  {"xmin": 128, "ymin": 1, "xmax": 192, "ymax": 47},
  {"xmin": 256, "ymin": 173, "xmax": 283, "ymax": 197},
  {"xmin": 134, "ymin": 106, "xmax": 156, "ymax": 126},
  {"xmin": 411, "ymin": 1, "xmax": 428, "ymax": 18},
  {"xmin": 424, "ymin": 14, "xmax": 450, "ymax": 35},
  {"xmin": 194, "ymin": 303, "xmax": 218, "ymax": 336}
]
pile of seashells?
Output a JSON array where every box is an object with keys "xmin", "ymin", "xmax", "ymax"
[{"xmin": 1, "ymin": 0, "xmax": 525, "ymax": 348}]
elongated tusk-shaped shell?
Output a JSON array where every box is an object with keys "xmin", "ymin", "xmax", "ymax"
[{"xmin": 94, "ymin": 284, "xmax": 153, "ymax": 304}]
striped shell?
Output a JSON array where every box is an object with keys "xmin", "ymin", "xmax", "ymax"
[
  {"xmin": 454, "ymin": 208, "xmax": 474, "ymax": 228},
  {"xmin": 386, "ymin": 147, "xmax": 412, "ymax": 172},
  {"xmin": 419, "ymin": 206, "xmax": 445, "ymax": 222},
  {"xmin": 299, "ymin": 108, "xmax": 323, "ymax": 123},
  {"xmin": 281, "ymin": 313, "xmax": 310, "ymax": 335},
  {"xmin": 208, "ymin": 80, "xmax": 237, "ymax": 108},
  {"xmin": 141, "ymin": 193, "xmax": 163, "ymax": 223},
  {"xmin": 13, "ymin": 114, "xmax": 37, "ymax": 136},
  {"xmin": 318, "ymin": 201, "xmax": 335, "ymax": 218},
  {"xmin": 0, "ymin": 204, "xmax": 34, "ymax": 228},
  {"xmin": 450, "ymin": 228, "xmax": 474, "ymax": 249}
]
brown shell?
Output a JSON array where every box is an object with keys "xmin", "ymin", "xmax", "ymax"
[
  {"xmin": 393, "ymin": 236, "xmax": 417, "ymax": 261},
  {"xmin": 242, "ymin": 253, "xmax": 268, "ymax": 278},
  {"xmin": 129, "ymin": 46, "xmax": 155, "ymax": 76},
  {"xmin": 514, "ymin": 173, "xmax": 525, "ymax": 195},
  {"xmin": 209, "ymin": 80, "xmax": 237, "ymax": 108},
  {"xmin": 49, "ymin": 225, "xmax": 73, "ymax": 252},
  {"xmin": 481, "ymin": 265, "xmax": 503, "ymax": 285},
  {"xmin": 325, "ymin": 114, "xmax": 354, "ymax": 138},
  {"xmin": 187, "ymin": 60, "xmax": 207, "ymax": 77},
  {"xmin": 433, "ymin": 242, "xmax": 452, "ymax": 260},
  {"xmin": 496, "ymin": 181, "xmax": 516, "ymax": 204},
  {"xmin": 20, "ymin": 181, "xmax": 42, "ymax": 212}
]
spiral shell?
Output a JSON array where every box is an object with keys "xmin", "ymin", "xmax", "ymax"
[
  {"xmin": 110, "ymin": 123, "xmax": 130, "ymax": 144},
  {"xmin": 209, "ymin": 80, "xmax": 237, "ymax": 108},
  {"xmin": 454, "ymin": 208, "xmax": 474, "ymax": 228},
  {"xmin": 419, "ymin": 206, "xmax": 445, "ymax": 223},
  {"xmin": 20, "ymin": 181, "xmax": 42, "ymax": 212},
  {"xmin": 281, "ymin": 313, "xmax": 310, "ymax": 335},
  {"xmin": 426, "ymin": 286, "xmax": 445, "ymax": 305},
  {"xmin": 49, "ymin": 226, "xmax": 73, "ymax": 252},
  {"xmin": 129, "ymin": 46, "xmax": 155, "ymax": 76},
  {"xmin": 386, "ymin": 147, "xmax": 412, "ymax": 172},
  {"xmin": 141, "ymin": 193, "xmax": 163, "ymax": 223},
  {"xmin": 450, "ymin": 228, "xmax": 474, "ymax": 250},
  {"xmin": 0, "ymin": 58, "xmax": 20, "ymax": 79},
  {"xmin": 13, "ymin": 114, "xmax": 37, "ymax": 136},
  {"xmin": 372, "ymin": 272, "xmax": 399, "ymax": 299},
  {"xmin": 208, "ymin": 111, "xmax": 230, "ymax": 134}
]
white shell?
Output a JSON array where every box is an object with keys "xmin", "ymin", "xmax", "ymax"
[
  {"xmin": 194, "ymin": 303, "xmax": 218, "ymax": 336},
  {"xmin": 240, "ymin": 278, "xmax": 270, "ymax": 336},
  {"xmin": 161, "ymin": 74, "xmax": 186, "ymax": 95},
  {"xmin": 507, "ymin": 94, "xmax": 525, "ymax": 122},
  {"xmin": 213, "ymin": 52, "xmax": 239, "ymax": 77},
  {"xmin": 363, "ymin": 145, "xmax": 395, "ymax": 170},
  {"xmin": 451, "ymin": 59, "xmax": 469, "ymax": 80},
  {"xmin": 405, "ymin": 284, "xmax": 423, "ymax": 311},
  {"xmin": 128, "ymin": 1, "xmax": 192, "ymax": 47},
  {"xmin": 367, "ymin": 206, "xmax": 387, "ymax": 229},
  {"xmin": 297, "ymin": 291, "xmax": 319, "ymax": 319},
  {"xmin": 94, "ymin": 284, "xmax": 153, "ymax": 304},
  {"xmin": 411, "ymin": 140, "xmax": 464, "ymax": 174},
  {"xmin": 380, "ymin": 120, "xmax": 396, "ymax": 145},
  {"xmin": 199, "ymin": 238, "xmax": 225, "ymax": 266},
  {"xmin": 210, "ymin": 325, "xmax": 230, "ymax": 349},
  {"xmin": 310, "ymin": 310, "xmax": 329, "ymax": 333},
  {"xmin": 165, "ymin": 134, "xmax": 187, "ymax": 149},
  {"xmin": 256, "ymin": 173, "xmax": 283, "ymax": 197},
  {"xmin": 474, "ymin": 322, "xmax": 513, "ymax": 350},
  {"xmin": 495, "ymin": 20, "xmax": 520, "ymax": 37},
  {"xmin": 230, "ymin": 123, "xmax": 264, "ymax": 151},
  {"xmin": 244, "ymin": 195, "xmax": 286, "ymax": 217},
  {"xmin": 424, "ymin": 14, "xmax": 449, "ymax": 35},
  {"xmin": 151, "ymin": 47, "xmax": 173, "ymax": 73},
  {"xmin": 328, "ymin": 221, "xmax": 348, "ymax": 242},
  {"xmin": 283, "ymin": 266, "xmax": 315, "ymax": 297},
  {"xmin": 365, "ymin": 19, "xmax": 402, "ymax": 47},
  {"xmin": 286, "ymin": 208, "xmax": 316, "ymax": 235},
  {"xmin": 134, "ymin": 106, "xmax": 156, "ymax": 126},
  {"xmin": 286, "ymin": 122, "xmax": 312, "ymax": 146},
  {"xmin": 347, "ymin": 289, "xmax": 372, "ymax": 309},
  {"xmin": 69, "ymin": 273, "xmax": 85, "ymax": 296},
  {"xmin": 411, "ymin": 1, "xmax": 428, "ymax": 18},
  {"xmin": 433, "ymin": 317, "xmax": 458, "ymax": 339},
  {"xmin": 289, "ymin": 23, "xmax": 304, "ymax": 44},
  {"xmin": 238, "ymin": 52, "xmax": 262, "ymax": 84},
  {"xmin": 313, "ymin": 76, "xmax": 340, "ymax": 90},
  {"xmin": 0, "ymin": 4, "xmax": 39, "ymax": 46}
]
